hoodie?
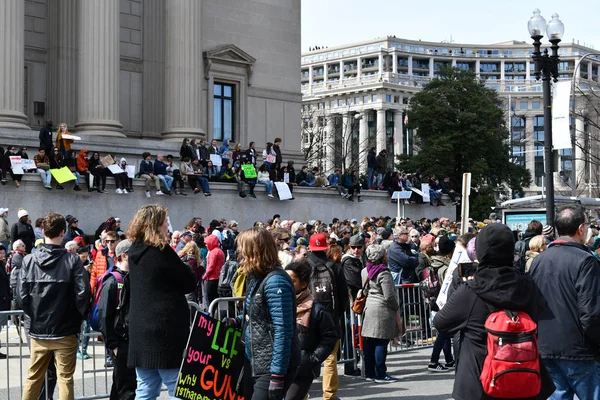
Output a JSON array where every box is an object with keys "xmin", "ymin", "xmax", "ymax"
[
  {"xmin": 19, "ymin": 244, "xmax": 91, "ymax": 338},
  {"xmin": 341, "ymin": 252, "xmax": 363, "ymax": 301},
  {"xmin": 76, "ymin": 148, "xmax": 89, "ymax": 172},
  {"xmin": 203, "ymin": 235, "xmax": 224, "ymax": 281},
  {"xmin": 433, "ymin": 224, "xmax": 553, "ymax": 400}
]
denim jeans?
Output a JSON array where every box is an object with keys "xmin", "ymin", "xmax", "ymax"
[
  {"xmin": 543, "ymin": 359, "xmax": 600, "ymax": 400},
  {"xmin": 135, "ymin": 367, "xmax": 178, "ymax": 399},
  {"xmin": 72, "ymin": 171, "xmax": 80, "ymax": 185},
  {"xmin": 37, "ymin": 169, "xmax": 51, "ymax": 187},
  {"xmin": 157, "ymin": 174, "xmax": 173, "ymax": 191},
  {"xmin": 367, "ymin": 168, "xmax": 375, "ymax": 189},
  {"xmin": 257, "ymin": 180, "xmax": 273, "ymax": 194},
  {"xmin": 430, "ymin": 331, "xmax": 453, "ymax": 364},
  {"xmin": 377, "ymin": 173, "xmax": 384, "ymax": 187},
  {"xmin": 363, "ymin": 337, "xmax": 389, "ymax": 380},
  {"xmin": 298, "ymin": 180, "xmax": 315, "ymax": 187}
]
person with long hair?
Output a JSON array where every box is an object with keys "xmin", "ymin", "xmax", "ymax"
[
  {"xmin": 262, "ymin": 142, "xmax": 276, "ymax": 171},
  {"xmin": 126, "ymin": 204, "xmax": 196, "ymax": 399},
  {"xmin": 179, "ymin": 138, "xmax": 194, "ymax": 161},
  {"xmin": 88, "ymin": 151, "xmax": 107, "ymax": 193},
  {"xmin": 235, "ymin": 228, "xmax": 299, "ymax": 399},
  {"xmin": 55, "ymin": 122, "xmax": 73, "ymax": 158},
  {"xmin": 178, "ymin": 241, "xmax": 204, "ymax": 302}
]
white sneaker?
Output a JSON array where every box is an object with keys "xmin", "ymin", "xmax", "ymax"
[
  {"xmin": 145, "ymin": 191, "xmax": 151, "ymax": 198},
  {"xmin": 123, "ymin": 189, "xmax": 128, "ymax": 194},
  {"xmin": 116, "ymin": 188, "xmax": 123, "ymax": 194},
  {"xmin": 156, "ymin": 190, "xmax": 164, "ymax": 196},
  {"xmin": 267, "ymin": 194, "xmax": 274, "ymax": 199}
]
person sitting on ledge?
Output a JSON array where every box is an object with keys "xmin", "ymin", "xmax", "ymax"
[
  {"xmin": 343, "ymin": 168, "xmax": 363, "ymax": 202},
  {"xmin": 33, "ymin": 148, "xmax": 52, "ymax": 190},
  {"xmin": 240, "ymin": 158, "xmax": 257, "ymax": 198},
  {"xmin": 61, "ymin": 149, "xmax": 82, "ymax": 191},
  {"xmin": 296, "ymin": 166, "xmax": 314, "ymax": 186},
  {"xmin": 139, "ymin": 151, "xmax": 162, "ymax": 198},
  {"xmin": 204, "ymin": 160, "xmax": 220, "ymax": 182},
  {"xmin": 257, "ymin": 164, "xmax": 275, "ymax": 199},
  {"xmin": 327, "ymin": 168, "xmax": 349, "ymax": 198},
  {"xmin": 154, "ymin": 154, "xmax": 173, "ymax": 195},
  {"xmin": 165, "ymin": 155, "xmax": 186, "ymax": 195}
]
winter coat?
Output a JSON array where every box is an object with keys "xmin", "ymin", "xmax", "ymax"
[
  {"xmin": 11, "ymin": 220, "xmax": 35, "ymax": 254},
  {"xmin": 139, "ymin": 160, "xmax": 154, "ymax": 176},
  {"xmin": 203, "ymin": 235, "xmax": 224, "ymax": 281},
  {"xmin": 56, "ymin": 130, "xmax": 72, "ymax": 152},
  {"xmin": 19, "ymin": 244, "xmax": 91, "ymax": 338},
  {"xmin": 0, "ymin": 217, "xmax": 10, "ymax": 243},
  {"xmin": 127, "ymin": 240, "xmax": 196, "ymax": 369},
  {"xmin": 76, "ymin": 149, "xmax": 89, "ymax": 172},
  {"xmin": 97, "ymin": 267, "xmax": 130, "ymax": 349},
  {"xmin": 39, "ymin": 125, "xmax": 53, "ymax": 151},
  {"xmin": 154, "ymin": 160, "xmax": 168, "ymax": 176},
  {"xmin": 244, "ymin": 267, "xmax": 300, "ymax": 376},
  {"xmin": 90, "ymin": 247, "xmax": 113, "ymax": 293},
  {"xmin": 530, "ymin": 238, "xmax": 600, "ymax": 361},
  {"xmin": 367, "ymin": 150, "xmax": 376, "ymax": 169},
  {"xmin": 341, "ymin": 252, "xmax": 363, "ymax": 301},
  {"xmin": 9, "ymin": 250, "xmax": 25, "ymax": 288},
  {"xmin": 430, "ymin": 255, "xmax": 451, "ymax": 284},
  {"xmin": 524, "ymin": 250, "xmax": 539, "ymax": 273},
  {"xmin": 387, "ymin": 241, "xmax": 418, "ymax": 284},
  {"xmin": 416, "ymin": 252, "xmax": 432, "ymax": 281},
  {"xmin": 273, "ymin": 144, "xmax": 282, "ymax": 165},
  {"xmin": 307, "ymin": 252, "xmax": 349, "ymax": 328},
  {"xmin": 0, "ymin": 265, "xmax": 9, "ymax": 316},
  {"xmin": 180, "ymin": 144, "xmax": 194, "ymax": 161},
  {"xmin": 360, "ymin": 266, "xmax": 399, "ymax": 340},
  {"xmin": 375, "ymin": 153, "xmax": 387, "ymax": 174}
]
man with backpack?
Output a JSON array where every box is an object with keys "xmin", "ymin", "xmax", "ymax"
[
  {"xmin": 530, "ymin": 205, "xmax": 600, "ymax": 399},
  {"xmin": 307, "ymin": 233, "xmax": 349, "ymax": 400},
  {"xmin": 97, "ymin": 239, "xmax": 136, "ymax": 400},
  {"xmin": 20, "ymin": 212, "xmax": 91, "ymax": 400},
  {"xmin": 514, "ymin": 220, "xmax": 542, "ymax": 273}
]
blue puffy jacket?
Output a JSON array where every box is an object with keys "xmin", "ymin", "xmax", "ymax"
[{"xmin": 387, "ymin": 241, "xmax": 419, "ymax": 284}]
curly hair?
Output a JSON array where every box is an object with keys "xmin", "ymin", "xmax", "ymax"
[
  {"xmin": 126, "ymin": 204, "xmax": 168, "ymax": 249},
  {"xmin": 236, "ymin": 228, "xmax": 280, "ymax": 277}
]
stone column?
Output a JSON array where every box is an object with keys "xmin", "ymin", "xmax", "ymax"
[
  {"xmin": 575, "ymin": 118, "xmax": 586, "ymax": 187},
  {"xmin": 429, "ymin": 57, "xmax": 435, "ymax": 77},
  {"xmin": 342, "ymin": 113, "xmax": 352, "ymax": 170},
  {"xmin": 500, "ymin": 60, "xmax": 505, "ymax": 80},
  {"xmin": 142, "ymin": 0, "xmax": 166, "ymax": 138},
  {"xmin": 526, "ymin": 60, "xmax": 531, "ymax": 80},
  {"xmin": 392, "ymin": 52, "xmax": 398, "ymax": 74},
  {"xmin": 393, "ymin": 110, "xmax": 403, "ymax": 157},
  {"xmin": 476, "ymin": 59, "xmax": 481, "ymax": 79},
  {"xmin": 376, "ymin": 109, "xmax": 387, "ymax": 154},
  {"xmin": 525, "ymin": 116, "xmax": 536, "ymax": 185},
  {"xmin": 47, "ymin": 0, "xmax": 79, "ymax": 128},
  {"xmin": 357, "ymin": 57, "xmax": 362, "ymax": 82},
  {"xmin": 162, "ymin": 0, "xmax": 204, "ymax": 140},
  {"xmin": 0, "ymin": 0, "xmax": 29, "ymax": 129},
  {"xmin": 324, "ymin": 114, "xmax": 336, "ymax": 174},
  {"xmin": 378, "ymin": 53, "xmax": 383, "ymax": 77},
  {"xmin": 75, "ymin": 0, "xmax": 124, "ymax": 136},
  {"xmin": 358, "ymin": 111, "xmax": 369, "ymax": 175},
  {"xmin": 408, "ymin": 55, "xmax": 413, "ymax": 76},
  {"xmin": 339, "ymin": 60, "xmax": 344, "ymax": 85}
]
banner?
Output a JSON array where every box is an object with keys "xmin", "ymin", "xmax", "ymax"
[
  {"xmin": 436, "ymin": 244, "xmax": 471, "ymax": 310},
  {"xmin": 552, "ymin": 80, "xmax": 572, "ymax": 150},
  {"xmin": 210, "ymin": 154, "xmax": 222, "ymax": 167},
  {"xmin": 9, "ymin": 156, "xmax": 23, "ymax": 174},
  {"xmin": 274, "ymin": 182, "xmax": 293, "ymax": 200},
  {"xmin": 175, "ymin": 313, "xmax": 244, "ymax": 400},
  {"xmin": 50, "ymin": 167, "xmax": 77, "ymax": 184},
  {"xmin": 421, "ymin": 183, "xmax": 430, "ymax": 203},
  {"xmin": 241, "ymin": 164, "xmax": 256, "ymax": 179}
]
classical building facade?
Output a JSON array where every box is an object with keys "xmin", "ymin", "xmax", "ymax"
[
  {"xmin": 0, "ymin": 0, "xmax": 301, "ymax": 158},
  {"xmin": 301, "ymin": 37, "xmax": 600, "ymax": 196}
]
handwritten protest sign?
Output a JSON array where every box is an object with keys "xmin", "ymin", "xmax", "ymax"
[
  {"xmin": 241, "ymin": 164, "xmax": 256, "ymax": 179},
  {"xmin": 175, "ymin": 313, "xmax": 244, "ymax": 400},
  {"xmin": 107, "ymin": 164, "xmax": 123, "ymax": 175},
  {"xmin": 210, "ymin": 154, "xmax": 222, "ymax": 167},
  {"xmin": 436, "ymin": 244, "xmax": 471, "ymax": 310},
  {"xmin": 23, "ymin": 159, "xmax": 37, "ymax": 171},
  {"xmin": 9, "ymin": 156, "xmax": 23, "ymax": 174},
  {"xmin": 50, "ymin": 167, "xmax": 76, "ymax": 184},
  {"xmin": 125, "ymin": 165, "xmax": 136, "ymax": 177},
  {"xmin": 274, "ymin": 182, "xmax": 293, "ymax": 200},
  {"xmin": 100, "ymin": 155, "xmax": 115, "ymax": 168}
]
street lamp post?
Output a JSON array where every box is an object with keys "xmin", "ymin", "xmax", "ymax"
[{"xmin": 528, "ymin": 9, "xmax": 565, "ymax": 228}]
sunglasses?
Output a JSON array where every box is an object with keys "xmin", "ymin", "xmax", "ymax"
[
  {"xmin": 410, "ymin": 235, "xmax": 419, "ymax": 238},
  {"xmin": 350, "ymin": 246, "xmax": 363, "ymax": 249},
  {"xmin": 72, "ymin": 220, "xmax": 78, "ymax": 223},
  {"xmin": 105, "ymin": 240, "xmax": 117, "ymax": 244}
]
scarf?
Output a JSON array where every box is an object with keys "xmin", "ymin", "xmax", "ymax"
[
  {"xmin": 296, "ymin": 289, "xmax": 313, "ymax": 328},
  {"xmin": 366, "ymin": 261, "xmax": 389, "ymax": 280}
]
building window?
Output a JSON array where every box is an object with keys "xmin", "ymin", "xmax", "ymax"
[
  {"xmin": 532, "ymin": 101, "xmax": 541, "ymax": 109},
  {"xmin": 363, "ymin": 95, "xmax": 369, "ymax": 103},
  {"xmin": 354, "ymin": 96, "xmax": 361, "ymax": 104},
  {"xmin": 534, "ymin": 116, "xmax": 544, "ymax": 187},
  {"xmin": 214, "ymin": 83, "xmax": 234, "ymax": 141},
  {"xmin": 371, "ymin": 94, "xmax": 378, "ymax": 102},
  {"xmin": 385, "ymin": 94, "xmax": 392, "ymax": 102},
  {"xmin": 520, "ymin": 101, "xmax": 528, "ymax": 110}
]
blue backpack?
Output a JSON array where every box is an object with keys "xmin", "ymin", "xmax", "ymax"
[{"xmin": 89, "ymin": 268, "xmax": 124, "ymax": 332}]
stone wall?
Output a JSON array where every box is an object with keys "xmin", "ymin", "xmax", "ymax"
[{"xmin": 0, "ymin": 173, "xmax": 456, "ymax": 235}]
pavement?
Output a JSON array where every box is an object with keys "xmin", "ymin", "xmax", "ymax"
[{"xmin": 1, "ymin": 320, "xmax": 454, "ymax": 399}]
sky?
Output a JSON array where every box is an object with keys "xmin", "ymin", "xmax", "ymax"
[{"xmin": 301, "ymin": 0, "xmax": 600, "ymax": 53}]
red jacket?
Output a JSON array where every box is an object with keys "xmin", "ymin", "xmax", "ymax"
[{"xmin": 203, "ymin": 235, "xmax": 224, "ymax": 281}]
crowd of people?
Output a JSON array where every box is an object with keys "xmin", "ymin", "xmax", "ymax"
[{"xmin": 1, "ymin": 201, "xmax": 599, "ymax": 400}]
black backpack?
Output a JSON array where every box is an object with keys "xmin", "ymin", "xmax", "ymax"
[
  {"xmin": 308, "ymin": 259, "xmax": 337, "ymax": 317},
  {"xmin": 218, "ymin": 259, "xmax": 239, "ymax": 297},
  {"xmin": 513, "ymin": 238, "xmax": 531, "ymax": 273},
  {"xmin": 221, "ymin": 230, "xmax": 236, "ymax": 252}
]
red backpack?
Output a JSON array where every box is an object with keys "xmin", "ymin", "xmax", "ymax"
[
  {"xmin": 421, "ymin": 265, "xmax": 440, "ymax": 303},
  {"xmin": 480, "ymin": 309, "xmax": 541, "ymax": 398}
]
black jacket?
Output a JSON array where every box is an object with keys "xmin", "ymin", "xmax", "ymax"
[
  {"xmin": 530, "ymin": 238, "xmax": 600, "ymax": 360},
  {"xmin": 0, "ymin": 265, "xmax": 9, "ymax": 312},
  {"xmin": 39, "ymin": 125, "xmax": 53, "ymax": 151},
  {"xmin": 296, "ymin": 170, "xmax": 308, "ymax": 185},
  {"xmin": 367, "ymin": 150, "xmax": 376, "ymax": 169},
  {"xmin": 273, "ymin": 144, "xmax": 282, "ymax": 165},
  {"xmin": 341, "ymin": 253, "xmax": 363, "ymax": 301},
  {"xmin": 127, "ymin": 241, "xmax": 196, "ymax": 369},
  {"xmin": 180, "ymin": 144, "xmax": 194, "ymax": 161},
  {"xmin": 11, "ymin": 220, "xmax": 35, "ymax": 254},
  {"xmin": 98, "ymin": 267, "xmax": 130, "ymax": 350},
  {"xmin": 375, "ymin": 153, "xmax": 387, "ymax": 174},
  {"xmin": 19, "ymin": 244, "xmax": 91, "ymax": 339},
  {"xmin": 296, "ymin": 301, "xmax": 337, "ymax": 378}
]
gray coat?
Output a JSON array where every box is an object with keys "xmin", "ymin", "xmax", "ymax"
[{"xmin": 360, "ymin": 268, "xmax": 400, "ymax": 340}]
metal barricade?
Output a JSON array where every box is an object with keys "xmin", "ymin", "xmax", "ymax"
[{"xmin": 392, "ymin": 283, "xmax": 437, "ymax": 351}]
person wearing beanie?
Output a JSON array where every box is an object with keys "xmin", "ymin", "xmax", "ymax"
[
  {"xmin": 360, "ymin": 244, "xmax": 399, "ymax": 383},
  {"xmin": 11, "ymin": 209, "xmax": 35, "ymax": 254},
  {"xmin": 433, "ymin": 223, "xmax": 554, "ymax": 400},
  {"xmin": 541, "ymin": 224, "xmax": 555, "ymax": 245}
]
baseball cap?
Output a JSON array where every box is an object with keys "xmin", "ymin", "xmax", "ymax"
[
  {"xmin": 349, "ymin": 234, "xmax": 365, "ymax": 246},
  {"xmin": 309, "ymin": 233, "xmax": 329, "ymax": 251},
  {"xmin": 73, "ymin": 236, "xmax": 86, "ymax": 246},
  {"xmin": 181, "ymin": 231, "xmax": 193, "ymax": 238},
  {"xmin": 115, "ymin": 239, "xmax": 132, "ymax": 258},
  {"xmin": 229, "ymin": 220, "xmax": 238, "ymax": 227},
  {"xmin": 0, "ymin": 208, "xmax": 8, "ymax": 215},
  {"xmin": 440, "ymin": 217, "xmax": 450, "ymax": 223}
]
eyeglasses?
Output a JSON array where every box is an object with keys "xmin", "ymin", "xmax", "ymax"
[
  {"xmin": 350, "ymin": 246, "xmax": 363, "ymax": 249},
  {"xmin": 105, "ymin": 240, "xmax": 117, "ymax": 244},
  {"xmin": 410, "ymin": 235, "xmax": 419, "ymax": 238}
]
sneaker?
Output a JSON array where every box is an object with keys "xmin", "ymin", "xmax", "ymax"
[
  {"xmin": 104, "ymin": 360, "xmax": 113, "ymax": 368},
  {"xmin": 156, "ymin": 190, "xmax": 164, "ymax": 196},
  {"xmin": 444, "ymin": 361, "xmax": 455, "ymax": 370},
  {"xmin": 145, "ymin": 191, "xmax": 151, "ymax": 198},
  {"xmin": 116, "ymin": 188, "xmax": 123, "ymax": 194},
  {"xmin": 239, "ymin": 192, "xmax": 247, "ymax": 198},
  {"xmin": 344, "ymin": 370, "xmax": 362, "ymax": 377},
  {"xmin": 194, "ymin": 188, "xmax": 201, "ymax": 194},
  {"xmin": 375, "ymin": 375, "xmax": 398, "ymax": 383},
  {"xmin": 358, "ymin": 197, "xmax": 364, "ymax": 202},
  {"xmin": 248, "ymin": 193, "xmax": 256, "ymax": 198},
  {"xmin": 428, "ymin": 363, "xmax": 450, "ymax": 372},
  {"xmin": 179, "ymin": 190, "xmax": 187, "ymax": 196},
  {"xmin": 204, "ymin": 192, "xmax": 211, "ymax": 196},
  {"xmin": 123, "ymin": 189, "xmax": 128, "ymax": 194},
  {"xmin": 365, "ymin": 377, "xmax": 374, "ymax": 382},
  {"xmin": 267, "ymin": 194, "xmax": 274, "ymax": 199},
  {"xmin": 73, "ymin": 185, "xmax": 81, "ymax": 191},
  {"xmin": 1, "ymin": 179, "xmax": 6, "ymax": 185},
  {"xmin": 56, "ymin": 184, "xmax": 64, "ymax": 190}
]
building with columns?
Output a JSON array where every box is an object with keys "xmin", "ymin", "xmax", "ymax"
[
  {"xmin": 301, "ymin": 37, "xmax": 600, "ymax": 196},
  {"xmin": 0, "ymin": 0, "xmax": 302, "ymax": 159}
]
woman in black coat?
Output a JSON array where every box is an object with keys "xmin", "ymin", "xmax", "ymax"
[
  {"xmin": 88, "ymin": 151, "xmax": 106, "ymax": 193},
  {"xmin": 433, "ymin": 224, "xmax": 555, "ymax": 400},
  {"xmin": 126, "ymin": 204, "xmax": 196, "ymax": 399},
  {"xmin": 11, "ymin": 210, "xmax": 35, "ymax": 254},
  {"xmin": 284, "ymin": 261, "xmax": 337, "ymax": 400},
  {"xmin": 179, "ymin": 138, "xmax": 194, "ymax": 161}
]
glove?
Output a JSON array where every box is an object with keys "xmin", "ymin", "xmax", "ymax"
[
  {"xmin": 222, "ymin": 317, "xmax": 238, "ymax": 329},
  {"xmin": 268, "ymin": 374, "xmax": 285, "ymax": 400}
]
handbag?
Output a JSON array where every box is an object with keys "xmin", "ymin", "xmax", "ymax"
[{"xmin": 351, "ymin": 279, "xmax": 370, "ymax": 315}]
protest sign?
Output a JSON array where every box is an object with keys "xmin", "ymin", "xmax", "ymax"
[
  {"xmin": 421, "ymin": 183, "xmax": 430, "ymax": 202},
  {"xmin": 61, "ymin": 134, "xmax": 81, "ymax": 141},
  {"xmin": 241, "ymin": 164, "xmax": 256, "ymax": 179},
  {"xmin": 125, "ymin": 165, "xmax": 136, "ymax": 177},
  {"xmin": 9, "ymin": 156, "xmax": 23, "ymax": 174},
  {"xmin": 274, "ymin": 182, "xmax": 293, "ymax": 200},
  {"xmin": 107, "ymin": 164, "xmax": 123, "ymax": 175},
  {"xmin": 22, "ymin": 159, "xmax": 37, "ymax": 171},
  {"xmin": 283, "ymin": 173, "xmax": 289, "ymax": 184},
  {"xmin": 50, "ymin": 167, "xmax": 76, "ymax": 184},
  {"xmin": 436, "ymin": 244, "xmax": 471, "ymax": 309},
  {"xmin": 175, "ymin": 313, "xmax": 244, "ymax": 400},
  {"xmin": 100, "ymin": 155, "xmax": 115, "ymax": 168},
  {"xmin": 210, "ymin": 154, "xmax": 222, "ymax": 167}
]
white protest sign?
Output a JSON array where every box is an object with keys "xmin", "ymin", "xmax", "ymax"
[
  {"xmin": 421, "ymin": 183, "xmax": 430, "ymax": 202},
  {"xmin": 61, "ymin": 134, "xmax": 81, "ymax": 141},
  {"xmin": 125, "ymin": 165, "xmax": 136, "ymax": 177},
  {"xmin": 22, "ymin": 159, "xmax": 37, "ymax": 171},
  {"xmin": 108, "ymin": 164, "xmax": 123, "ymax": 174},
  {"xmin": 10, "ymin": 156, "xmax": 23, "ymax": 174},
  {"xmin": 210, "ymin": 154, "xmax": 222, "ymax": 167},
  {"xmin": 284, "ymin": 173, "xmax": 289, "ymax": 183},
  {"xmin": 436, "ymin": 243, "xmax": 472, "ymax": 310},
  {"xmin": 274, "ymin": 182, "xmax": 293, "ymax": 200}
]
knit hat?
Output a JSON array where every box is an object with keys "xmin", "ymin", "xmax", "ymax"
[
  {"xmin": 542, "ymin": 225, "xmax": 555, "ymax": 238},
  {"xmin": 349, "ymin": 234, "xmax": 365, "ymax": 246},
  {"xmin": 366, "ymin": 244, "xmax": 386, "ymax": 263},
  {"xmin": 115, "ymin": 239, "xmax": 132, "ymax": 258},
  {"xmin": 376, "ymin": 227, "xmax": 386, "ymax": 235},
  {"xmin": 438, "ymin": 236, "xmax": 456, "ymax": 256},
  {"xmin": 18, "ymin": 209, "xmax": 28, "ymax": 219}
]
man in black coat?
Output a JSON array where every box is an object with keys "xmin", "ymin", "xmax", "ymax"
[
  {"xmin": 434, "ymin": 223, "xmax": 555, "ymax": 400},
  {"xmin": 530, "ymin": 205, "xmax": 600, "ymax": 399},
  {"xmin": 38, "ymin": 120, "xmax": 53, "ymax": 156},
  {"xmin": 366, "ymin": 147, "xmax": 376, "ymax": 189},
  {"xmin": 273, "ymin": 137, "xmax": 283, "ymax": 175}
]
